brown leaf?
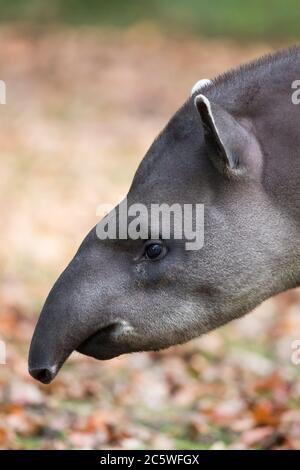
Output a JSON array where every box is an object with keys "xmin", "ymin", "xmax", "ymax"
[{"xmin": 251, "ymin": 401, "xmax": 280, "ymax": 427}]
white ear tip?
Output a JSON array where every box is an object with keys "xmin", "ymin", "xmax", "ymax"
[
  {"xmin": 194, "ymin": 94, "xmax": 210, "ymax": 108},
  {"xmin": 190, "ymin": 78, "xmax": 211, "ymax": 96}
]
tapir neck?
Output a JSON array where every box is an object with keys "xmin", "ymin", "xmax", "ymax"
[{"xmin": 208, "ymin": 48, "xmax": 300, "ymax": 286}]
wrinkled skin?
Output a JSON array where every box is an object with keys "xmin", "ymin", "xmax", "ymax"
[{"xmin": 29, "ymin": 47, "xmax": 300, "ymax": 383}]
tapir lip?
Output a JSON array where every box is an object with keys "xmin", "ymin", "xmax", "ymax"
[{"xmin": 76, "ymin": 320, "xmax": 133, "ymax": 360}]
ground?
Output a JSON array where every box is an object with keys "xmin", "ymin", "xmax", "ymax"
[{"xmin": 1, "ymin": 26, "xmax": 300, "ymax": 449}]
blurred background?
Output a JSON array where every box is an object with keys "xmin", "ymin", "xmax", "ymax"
[{"xmin": 1, "ymin": 0, "xmax": 300, "ymax": 450}]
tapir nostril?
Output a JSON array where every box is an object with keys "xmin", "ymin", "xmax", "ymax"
[{"xmin": 29, "ymin": 366, "xmax": 57, "ymax": 384}]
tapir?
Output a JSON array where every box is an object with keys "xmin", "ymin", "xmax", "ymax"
[{"xmin": 29, "ymin": 46, "xmax": 300, "ymax": 384}]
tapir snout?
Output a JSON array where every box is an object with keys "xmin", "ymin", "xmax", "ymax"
[{"xmin": 29, "ymin": 229, "xmax": 140, "ymax": 383}]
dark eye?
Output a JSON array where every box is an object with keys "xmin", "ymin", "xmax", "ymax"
[{"xmin": 145, "ymin": 242, "xmax": 164, "ymax": 260}]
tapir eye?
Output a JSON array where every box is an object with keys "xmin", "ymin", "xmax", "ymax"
[{"xmin": 144, "ymin": 241, "xmax": 167, "ymax": 261}]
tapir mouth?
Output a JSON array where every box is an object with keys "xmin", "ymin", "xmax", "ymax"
[{"xmin": 76, "ymin": 321, "xmax": 128, "ymax": 360}]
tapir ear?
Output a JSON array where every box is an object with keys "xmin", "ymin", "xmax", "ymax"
[{"xmin": 194, "ymin": 94, "xmax": 257, "ymax": 176}]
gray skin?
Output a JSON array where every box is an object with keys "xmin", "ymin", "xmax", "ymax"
[{"xmin": 29, "ymin": 46, "xmax": 300, "ymax": 384}]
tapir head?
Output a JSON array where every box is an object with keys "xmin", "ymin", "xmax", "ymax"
[{"xmin": 29, "ymin": 85, "xmax": 298, "ymax": 384}]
